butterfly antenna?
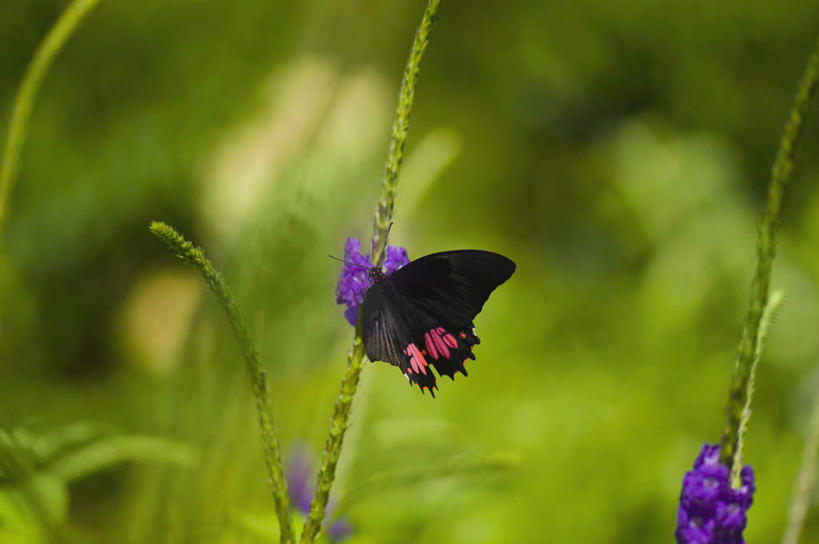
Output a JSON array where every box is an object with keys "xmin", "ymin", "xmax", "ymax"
[{"xmin": 328, "ymin": 255, "xmax": 370, "ymax": 270}]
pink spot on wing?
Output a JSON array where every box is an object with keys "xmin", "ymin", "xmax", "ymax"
[
  {"xmin": 404, "ymin": 343, "xmax": 428, "ymax": 375},
  {"xmin": 422, "ymin": 327, "xmax": 467, "ymax": 362},
  {"xmin": 434, "ymin": 326, "xmax": 459, "ymax": 351},
  {"xmin": 432, "ymin": 329, "xmax": 450, "ymax": 358},
  {"xmin": 424, "ymin": 331, "xmax": 438, "ymax": 359}
]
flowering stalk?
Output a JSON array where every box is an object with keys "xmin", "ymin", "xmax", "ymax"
[
  {"xmin": 720, "ymin": 37, "xmax": 819, "ymax": 469},
  {"xmin": 370, "ymin": 0, "xmax": 442, "ymax": 266},
  {"xmin": 148, "ymin": 221, "xmax": 294, "ymax": 544},
  {"xmin": 301, "ymin": 1, "xmax": 443, "ymax": 542},
  {"xmin": 0, "ymin": 0, "xmax": 102, "ymax": 245},
  {"xmin": 676, "ymin": 444, "xmax": 756, "ymax": 544},
  {"xmin": 299, "ymin": 327, "xmax": 365, "ymax": 544},
  {"xmin": 782, "ymin": 385, "xmax": 819, "ymax": 544}
]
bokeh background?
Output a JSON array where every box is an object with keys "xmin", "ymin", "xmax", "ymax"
[{"xmin": 2, "ymin": 1, "xmax": 819, "ymax": 542}]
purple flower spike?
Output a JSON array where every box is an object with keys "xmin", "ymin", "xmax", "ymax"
[
  {"xmin": 675, "ymin": 444, "xmax": 756, "ymax": 544},
  {"xmin": 384, "ymin": 245, "xmax": 409, "ymax": 275},
  {"xmin": 328, "ymin": 518, "xmax": 353, "ymax": 542},
  {"xmin": 335, "ymin": 237, "xmax": 409, "ymax": 325},
  {"xmin": 286, "ymin": 444, "xmax": 316, "ymax": 515}
]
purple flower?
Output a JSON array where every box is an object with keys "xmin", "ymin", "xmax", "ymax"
[
  {"xmin": 335, "ymin": 237, "xmax": 409, "ymax": 325},
  {"xmin": 286, "ymin": 443, "xmax": 353, "ymax": 542},
  {"xmin": 675, "ymin": 444, "xmax": 756, "ymax": 544},
  {"xmin": 327, "ymin": 517, "xmax": 353, "ymax": 542},
  {"xmin": 287, "ymin": 444, "xmax": 314, "ymax": 514}
]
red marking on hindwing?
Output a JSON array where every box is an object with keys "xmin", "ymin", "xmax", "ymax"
[
  {"xmin": 432, "ymin": 328, "xmax": 450, "ymax": 358},
  {"xmin": 404, "ymin": 343, "xmax": 428, "ymax": 375},
  {"xmin": 424, "ymin": 331, "xmax": 438, "ymax": 359},
  {"xmin": 423, "ymin": 327, "xmax": 465, "ymax": 360}
]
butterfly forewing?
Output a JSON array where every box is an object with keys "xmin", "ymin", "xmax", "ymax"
[
  {"xmin": 360, "ymin": 250, "xmax": 515, "ymax": 396},
  {"xmin": 389, "ymin": 250, "xmax": 515, "ymax": 327},
  {"xmin": 360, "ymin": 281, "xmax": 408, "ymax": 366}
]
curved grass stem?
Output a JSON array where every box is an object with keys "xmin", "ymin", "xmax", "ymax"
[
  {"xmin": 0, "ymin": 0, "xmax": 102, "ymax": 245},
  {"xmin": 300, "ymin": 1, "xmax": 443, "ymax": 542},
  {"xmin": 720, "ymin": 37, "xmax": 819, "ymax": 468},
  {"xmin": 149, "ymin": 221, "xmax": 294, "ymax": 544}
]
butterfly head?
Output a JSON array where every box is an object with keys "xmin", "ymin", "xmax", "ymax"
[{"xmin": 368, "ymin": 267, "xmax": 386, "ymax": 283}]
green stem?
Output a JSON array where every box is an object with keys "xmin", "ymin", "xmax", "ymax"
[
  {"xmin": 300, "ymin": 1, "xmax": 443, "ymax": 542},
  {"xmin": 299, "ymin": 327, "xmax": 366, "ymax": 543},
  {"xmin": 731, "ymin": 290, "xmax": 783, "ymax": 486},
  {"xmin": 370, "ymin": 0, "xmax": 442, "ymax": 266},
  {"xmin": 148, "ymin": 221, "xmax": 294, "ymax": 544},
  {"xmin": 720, "ymin": 37, "xmax": 819, "ymax": 467},
  {"xmin": 782, "ymin": 383, "xmax": 819, "ymax": 544},
  {"xmin": 0, "ymin": 0, "xmax": 101, "ymax": 244}
]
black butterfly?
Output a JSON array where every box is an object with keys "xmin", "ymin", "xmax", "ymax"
[{"xmin": 360, "ymin": 250, "xmax": 515, "ymax": 396}]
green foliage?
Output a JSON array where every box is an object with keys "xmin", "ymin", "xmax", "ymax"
[
  {"xmin": 2, "ymin": 0, "xmax": 819, "ymax": 542},
  {"xmin": 0, "ymin": 422, "xmax": 198, "ymax": 542}
]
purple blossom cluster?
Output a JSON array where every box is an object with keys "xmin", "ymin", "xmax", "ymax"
[
  {"xmin": 335, "ymin": 237, "xmax": 409, "ymax": 324},
  {"xmin": 676, "ymin": 444, "xmax": 756, "ymax": 544},
  {"xmin": 287, "ymin": 444, "xmax": 352, "ymax": 542}
]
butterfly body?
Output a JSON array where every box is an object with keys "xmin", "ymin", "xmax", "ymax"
[{"xmin": 360, "ymin": 250, "xmax": 515, "ymax": 396}]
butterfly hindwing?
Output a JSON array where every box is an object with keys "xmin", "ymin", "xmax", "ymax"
[
  {"xmin": 417, "ymin": 324, "xmax": 480, "ymax": 380},
  {"xmin": 361, "ymin": 250, "xmax": 515, "ymax": 396},
  {"xmin": 360, "ymin": 278, "xmax": 439, "ymax": 394}
]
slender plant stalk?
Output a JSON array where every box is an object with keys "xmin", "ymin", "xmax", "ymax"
[
  {"xmin": 370, "ymin": 0, "xmax": 442, "ymax": 266},
  {"xmin": 149, "ymin": 221, "xmax": 294, "ymax": 544},
  {"xmin": 300, "ymin": 326, "xmax": 367, "ymax": 543},
  {"xmin": 731, "ymin": 290, "xmax": 783, "ymax": 486},
  {"xmin": 300, "ymin": 1, "xmax": 442, "ymax": 542},
  {"xmin": 0, "ymin": 0, "xmax": 101, "ymax": 244},
  {"xmin": 782, "ymin": 383, "xmax": 819, "ymax": 544},
  {"xmin": 720, "ymin": 37, "xmax": 819, "ymax": 468}
]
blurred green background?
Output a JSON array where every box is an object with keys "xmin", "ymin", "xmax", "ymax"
[{"xmin": 2, "ymin": 1, "xmax": 819, "ymax": 542}]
